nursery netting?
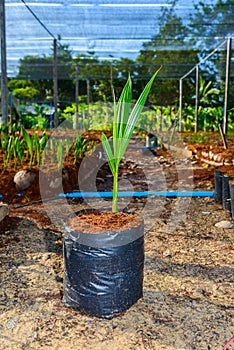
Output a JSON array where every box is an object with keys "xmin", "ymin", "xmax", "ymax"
[
  {"xmin": 4, "ymin": 0, "xmax": 233, "ymax": 80},
  {"xmin": 2, "ymin": 0, "xmax": 234, "ymax": 132}
]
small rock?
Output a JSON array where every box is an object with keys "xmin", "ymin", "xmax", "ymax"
[
  {"xmin": 162, "ymin": 249, "xmax": 172, "ymax": 257},
  {"xmin": 14, "ymin": 170, "xmax": 36, "ymax": 191},
  {"xmin": 0, "ymin": 202, "xmax": 9, "ymax": 222},
  {"xmin": 4, "ymin": 317, "xmax": 17, "ymax": 330},
  {"xmin": 215, "ymin": 220, "xmax": 234, "ymax": 229}
]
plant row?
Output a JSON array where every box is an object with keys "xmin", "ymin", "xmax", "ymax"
[{"xmin": 0, "ymin": 124, "xmax": 95, "ymax": 171}]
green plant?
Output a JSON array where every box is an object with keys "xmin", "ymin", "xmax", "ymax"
[
  {"xmin": 0, "ymin": 125, "xmax": 50, "ymax": 170},
  {"xmin": 57, "ymin": 142, "xmax": 63, "ymax": 171},
  {"xmin": 21, "ymin": 127, "xmax": 33, "ymax": 168},
  {"xmin": 73, "ymin": 135, "xmax": 88, "ymax": 164},
  {"xmin": 101, "ymin": 70, "xmax": 159, "ymax": 213},
  {"xmin": 0, "ymin": 123, "xmax": 9, "ymax": 136},
  {"xmin": 15, "ymin": 137, "xmax": 24, "ymax": 167},
  {"xmin": 6, "ymin": 135, "xmax": 14, "ymax": 163},
  {"xmin": 39, "ymin": 132, "xmax": 49, "ymax": 150},
  {"xmin": 33, "ymin": 134, "xmax": 41, "ymax": 166},
  {"xmin": 2, "ymin": 135, "xmax": 14, "ymax": 170},
  {"xmin": 1, "ymin": 134, "xmax": 9, "ymax": 150},
  {"xmin": 13, "ymin": 137, "xmax": 20, "ymax": 169}
]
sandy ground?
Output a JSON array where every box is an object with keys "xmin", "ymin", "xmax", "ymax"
[{"xmin": 0, "ymin": 195, "xmax": 234, "ymax": 350}]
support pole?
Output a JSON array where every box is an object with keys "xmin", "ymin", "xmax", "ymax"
[
  {"xmin": 86, "ymin": 78, "xmax": 90, "ymax": 105},
  {"xmin": 179, "ymin": 39, "xmax": 227, "ymax": 134},
  {"xmin": 75, "ymin": 65, "xmax": 79, "ymax": 129},
  {"xmin": 223, "ymin": 37, "xmax": 232, "ymax": 134},
  {"xmin": 0, "ymin": 0, "xmax": 8, "ymax": 124},
  {"xmin": 195, "ymin": 65, "xmax": 199, "ymax": 133},
  {"xmin": 218, "ymin": 123, "xmax": 228, "ymax": 150},
  {"xmin": 110, "ymin": 63, "xmax": 115, "ymax": 101},
  {"xmin": 53, "ymin": 38, "xmax": 58, "ymax": 128},
  {"xmin": 179, "ymin": 79, "xmax": 182, "ymax": 132},
  {"xmin": 86, "ymin": 78, "xmax": 90, "ymax": 120}
]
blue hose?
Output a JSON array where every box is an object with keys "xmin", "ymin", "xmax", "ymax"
[
  {"xmin": 0, "ymin": 191, "xmax": 214, "ymax": 200},
  {"xmin": 0, "ymin": 193, "xmax": 22, "ymax": 199},
  {"xmin": 58, "ymin": 191, "xmax": 214, "ymax": 198}
]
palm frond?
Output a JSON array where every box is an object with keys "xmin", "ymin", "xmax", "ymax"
[
  {"xmin": 101, "ymin": 68, "xmax": 161, "ymax": 212},
  {"xmin": 101, "ymin": 133, "xmax": 116, "ymax": 175}
]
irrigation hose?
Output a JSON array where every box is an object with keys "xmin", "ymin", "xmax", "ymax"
[
  {"xmin": 58, "ymin": 191, "xmax": 214, "ymax": 198},
  {"xmin": 1, "ymin": 191, "xmax": 215, "ymax": 201}
]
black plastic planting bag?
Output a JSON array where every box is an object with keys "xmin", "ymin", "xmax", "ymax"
[
  {"xmin": 63, "ymin": 212, "xmax": 144, "ymax": 319},
  {"xmin": 222, "ymin": 174, "xmax": 232, "ymax": 212},
  {"xmin": 230, "ymin": 182, "xmax": 234, "ymax": 218},
  {"xmin": 214, "ymin": 169, "xmax": 223, "ymax": 204}
]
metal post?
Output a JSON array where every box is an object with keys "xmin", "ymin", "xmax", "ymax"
[
  {"xmin": 195, "ymin": 65, "xmax": 199, "ymax": 133},
  {"xmin": 75, "ymin": 65, "xmax": 79, "ymax": 129},
  {"xmin": 9, "ymin": 90, "xmax": 12, "ymax": 123},
  {"xmin": 86, "ymin": 78, "xmax": 90, "ymax": 122},
  {"xmin": 179, "ymin": 79, "xmax": 182, "ymax": 132},
  {"xmin": 223, "ymin": 37, "xmax": 232, "ymax": 134},
  {"xmin": 218, "ymin": 123, "xmax": 228, "ymax": 150},
  {"xmin": 17, "ymin": 98, "xmax": 20, "ymax": 124},
  {"xmin": 86, "ymin": 78, "xmax": 90, "ymax": 105},
  {"xmin": 53, "ymin": 38, "xmax": 58, "ymax": 128},
  {"xmin": 110, "ymin": 63, "xmax": 115, "ymax": 101},
  {"xmin": 0, "ymin": 0, "xmax": 8, "ymax": 124}
]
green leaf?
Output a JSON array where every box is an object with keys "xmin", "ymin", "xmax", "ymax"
[
  {"xmin": 124, "ymin": 69, "xmax": 160, "ymax": 141},
  {"xmin": 115, "ymin": 74, "xmax": 132, "ymax": 139},
  {"xmin": 7, "ymin": 135, "xmax": 14, "ymax": 160},
  {"xmin": 101, "ymin": 68, "xmax": 161, "ymax": 212},
  {"xmin": 21, "ymin": 126, "xmax": 33, "ymax": 156},
  {"xmin": 101, "ymin": 133, "xmax": 116, "ymax": 175},
  {"xmin": 57, "ymin": 142, "xmax": 63, "ymax": 170},
  {"xmin": 39, "ymin": 133, "xmax": 49, "ymax": 150}
]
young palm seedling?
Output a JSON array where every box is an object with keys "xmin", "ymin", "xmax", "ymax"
[
  {"xmin": 102, "ymin": 69, "xmax": 160, "ymax": 213},
  {"xmin": 63, "ymin": 70, "xmax": 161, "ymax": 320}
]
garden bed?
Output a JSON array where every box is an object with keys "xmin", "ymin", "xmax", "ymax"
[
  {"xmin": 0, "ymin": 134, "xmax": 217, "ymax": 205},
  {"xmin": 171, "ymin": 132, "xmax": 234, "ymax": 166},
  {"xmin": 186, "ymin": 141, "xmax": 234, "ymax": 166}
]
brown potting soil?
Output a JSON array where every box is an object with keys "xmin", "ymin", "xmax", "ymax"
[{"xmin": 67, "ymin": 210, "xmax": 142, "ymax": 234}]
